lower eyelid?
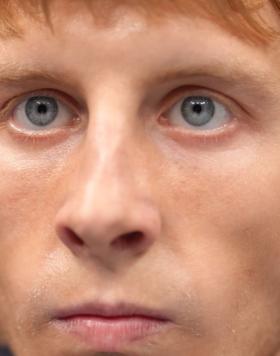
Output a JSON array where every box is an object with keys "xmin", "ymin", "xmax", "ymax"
[
  {"xmin": 158, "ymin": 117, "xmax": 239, "ymax": 148},
  {"xmin": 6, "ymin": 121, "xmax": 83, "ymax": 145}
]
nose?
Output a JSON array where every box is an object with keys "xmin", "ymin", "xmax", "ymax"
[{"xmin": 54, "ymin": 116, "xmax": 161, "ymax": 270}]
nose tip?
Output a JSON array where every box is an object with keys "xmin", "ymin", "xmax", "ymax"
[{"xmin": 55, "ymin": 195, "xmax": 161, "ymax": 265}]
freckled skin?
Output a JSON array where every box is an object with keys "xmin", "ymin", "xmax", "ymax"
[{"xmin": 1, "ymin": 2, "xmax": 280, "ymax": 356}]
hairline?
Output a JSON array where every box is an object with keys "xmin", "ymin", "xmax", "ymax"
[{"xmin": 0, "ymin": 0, "xmax": 278, "ymax": 46}]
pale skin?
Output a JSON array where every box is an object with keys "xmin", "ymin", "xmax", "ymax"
[{"xmin": 1, "ymin": 2, "xmax": 280, "ymax": 355}]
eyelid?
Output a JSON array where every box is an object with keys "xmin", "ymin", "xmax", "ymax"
[
  {"xmin": 155, "ymin": 86, "xmax": 249, "ymax": 147},
  {"xmin": 159, "ymin": 85, "xmax": 247, "ymax": 119},
  {"xmin": 0, "ymin": 88, "xmax": 81, "ymax": 122}
]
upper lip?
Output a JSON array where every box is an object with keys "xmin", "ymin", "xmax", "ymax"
[{"xmin": 54, "ymin": 301, "xmax": 171, "ymax": 321}]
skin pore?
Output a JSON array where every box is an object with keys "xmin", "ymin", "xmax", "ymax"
[{"xmin": 1, "ymin": 1, "xmax": 280, "ymax": 355}]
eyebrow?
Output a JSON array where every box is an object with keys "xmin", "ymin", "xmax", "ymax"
[
  {"xmin": 0, "ymin": 66, "xmax": 69, "ymax": 87},
  {"xmin": 0, "ymin": 61, "xmax": 270, "ymax": 94},
  {"xmin": 144, "ymin": 62, "xmax": 269, "ymax": 88}
]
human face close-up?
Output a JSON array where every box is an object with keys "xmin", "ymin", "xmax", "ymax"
[{"xmin": 1, "ymin": 1, "xmax": 280, "ymax": 355}]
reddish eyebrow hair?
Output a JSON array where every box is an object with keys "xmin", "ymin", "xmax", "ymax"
[
  {"xmin": 144, "ymin": 66, "xmax": 261, "ymax": 87},
  {"xmin": 0, "ymin": 59, "xmax": 268, "ymax": 90},
  {"xmin": 0, "ymin": 67, "xmax": 73, "ymax": 87},
  {"xmin": 0, "ymin": 0, "xmax": 279, "ymax": 45}
]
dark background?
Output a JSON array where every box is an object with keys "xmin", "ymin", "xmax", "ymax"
[{"xmin": 0, "ymin": 347, "xmax": 12, "ymax": 356}]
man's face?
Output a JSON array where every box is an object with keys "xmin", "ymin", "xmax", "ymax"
[{"xmin": 1, "ymin": 2, "xmax": 280, "ymax": 355}]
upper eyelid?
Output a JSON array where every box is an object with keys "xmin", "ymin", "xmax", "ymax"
[
  {"xmin": 157, "ymin": 86, "xmax": 258, "ymax": 130},
  {"xmin": 160, "ymin": 86, "xmax": 234, "ymax": 115},
  {"xmin": 0, "ymin": 89, "xmax": 80, "ymax": 119}
]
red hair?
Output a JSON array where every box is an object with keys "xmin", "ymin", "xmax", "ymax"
[{"xmin": 0, "ymin": 0, "xmax": 279, "ymax": 44}]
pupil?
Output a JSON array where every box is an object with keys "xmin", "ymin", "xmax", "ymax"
[
  {"xmin": 193, "ymin": 104, "xmax": 202, "ymax": 114},
  {"xmin": 37, "ymin": 104, "xmax": 47, "ymax": 114}
]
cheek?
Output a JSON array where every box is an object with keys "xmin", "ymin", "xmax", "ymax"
[
  {"xmin": 0, "ymin": 171, "xmax": 51, "ymax": 342},
  {"xmin": 0, "ymin": 145, "xmax": 73, "ymax": 340},
  {"xmin": 160, "ymin": 139, "xmax": 280, "ymax": 336},
  {"xmin": 0, "ymin": 139, "xmax": 75, "ymax": 252}
]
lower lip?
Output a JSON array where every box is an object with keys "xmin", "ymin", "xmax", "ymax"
[{"xmin": 53, "ymin": 315, "xmax": 170, "ymax": 352}]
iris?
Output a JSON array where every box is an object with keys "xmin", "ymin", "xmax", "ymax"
[
  {"xmin": 25, "ymin": 96, "xmax": 58, "ymax": 126},
  {"xmin": 181, "ymin": 96, "xmax": 215, "ymax": 127}
]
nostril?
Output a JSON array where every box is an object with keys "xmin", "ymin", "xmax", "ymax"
[
  {"xmin": 111, "ymin": 231, "xmax": 144, "ymax": 250},
  {"xmin": 60, "ymin": 227, "xmax": 85, "ymax": 247}
]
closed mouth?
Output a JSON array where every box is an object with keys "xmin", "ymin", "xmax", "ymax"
[{"xmin": 51, "ymin": 300, "xmax": 173, "ymax": 352}]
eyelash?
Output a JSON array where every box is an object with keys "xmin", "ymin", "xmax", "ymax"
[
  {"xmin": 0, "ymin": 89, "xmax": 82, "ymax": 144},
  {"xmin": 158, "ymin": 86, "xmax": 242, "ymax": 144}
]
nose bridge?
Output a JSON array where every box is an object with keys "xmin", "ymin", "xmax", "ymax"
[
  {"xmin": 80, "ymin": 102, "xmax": 141, "ymax": 205},
  {"xmin": 84, "ymin": 84, "xmax": 140, "ymax": 182}
]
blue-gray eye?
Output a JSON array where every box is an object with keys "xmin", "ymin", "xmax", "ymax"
[
  {"xmin": 165, "ymin": 94, "xmax": 231, "ymax": 132},
  {"xmin": 25, "ymin": 96, "xmax": 58, "ymax": 127},
  {"xmin": 181, "ymin": 96, "xmax": 215, "ymax": 127}
]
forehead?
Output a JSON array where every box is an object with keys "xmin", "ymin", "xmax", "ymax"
[{"xmin": 0, "ymin": 0, "xmax": 278, "ymax": 45}]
